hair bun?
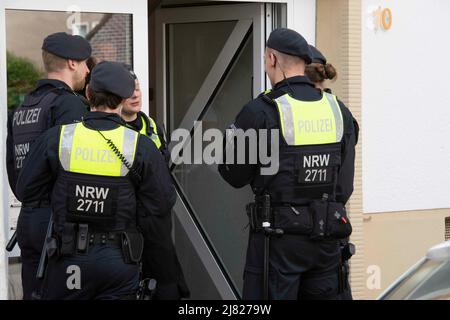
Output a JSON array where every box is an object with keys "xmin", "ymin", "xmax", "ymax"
[{"xmin": 324, "ymin": 63, "xmax": 337, "ymax": 81}]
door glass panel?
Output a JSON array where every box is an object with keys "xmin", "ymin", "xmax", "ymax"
[
  {"xmin": 172, "ymin": 34, "xmax": 254, "ymax": 296},
  {"xmin": 167, "ymin": 20, "xmax": 237, "ymax": 132},
  {"xmin": 174, "ymin": 217, "xmax": 221, "ymax": 300}
]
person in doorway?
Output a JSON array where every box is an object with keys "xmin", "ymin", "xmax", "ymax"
[
  {"xmin": 121, "ymin": 65, "xmax": 190, "ymax": 299},
  {"xmin": 121, "ymin": 65, "xmax": 169, "ymax": 163},
  {"xmin": 219, "ymin": 28, "xmax": 358, "ymax": 300}
]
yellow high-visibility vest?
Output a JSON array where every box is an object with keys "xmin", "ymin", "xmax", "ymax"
[
  {"xmin": 59, "ymin": 122, "xmax": 138, "ymax": 177},
  {"xmin": 139, "ymin": 115, "xmax": 162, "ymax": 149},
  {"xmin": 274, "ymin": 92, "xmax": 344, "ymax": 146}
]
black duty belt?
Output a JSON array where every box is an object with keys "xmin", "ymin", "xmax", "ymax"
[
  {"xmin": 246, "ymin": 199, "xmax": 353, "ymax": 240},
  {"xmin": 58, "ymin": 223, "xmax": 138, "ymax": 257},
  {"xmin": 87, "ymin": 232, "xmax": 122, "ymax": 246},
  {"xmin": 22, "ymin": 200, "xmax": 51, "ymax": 208},
  {"xmin": 247, "ymin": 202, "xmax": 309, "ymax": 232}
]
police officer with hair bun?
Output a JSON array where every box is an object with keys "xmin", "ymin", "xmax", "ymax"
[
  {"xmin": 6, "ymin": 32, "xmax": 91, "ymax": 300},
  {"xmin": 16, "ymin": 61, "xmax": 180, "ymax": 299},
  {"xmin": 306, "ymin": 45, "xmax": 338, "ymax": 92},
  {"xmin": 219, "ymin": 28, "xmax": 358, "ymax": 300},
  {"xmin": 307, "ymin": 45, "xmax": 358, "ymax": 300}
]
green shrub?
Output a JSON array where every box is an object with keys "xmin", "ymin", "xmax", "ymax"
[{"xmin": 7, "ymin": 51, "xmax": 42, "ymax": 110}]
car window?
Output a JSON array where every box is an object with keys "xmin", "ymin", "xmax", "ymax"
[
  {"xmin": 407, "ymin": 260, "xmax": 450, "ymax": 300},
  {"xmin": 382, "ymin": 259, "xmax": 448, "ymax": 300}
]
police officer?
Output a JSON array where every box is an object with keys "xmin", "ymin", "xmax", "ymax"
[
  {"xmin": 306, "ymin": 45, "xmax": 357, "ymax": 300},
  {"xmin": 218, "ymin": 28, "xmax": 359, "ymax": 300},
  {"xmin": 121, "ymin": 65, "xmax": 169, "ymax": 162},
  {"xmin": 121, "ymin": 65, "xmax": 190, "ymax": 299},
  {"xmin": 15, "ymin": 61, "xmax": 178, "ymax": 299},
  {"xmin": 306, "ymin": 45, "xmax": 338, "ymax": 92},
  {"xmin": 6, "ymin": 32, "xmax": 91, "ymax": 299}
]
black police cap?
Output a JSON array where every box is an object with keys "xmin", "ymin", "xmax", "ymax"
[
  {"xmin": 89, "ymin": 61, "xmax": 135, "ymax": 98},
  {"xmin": 42, "ymin": 32, "xmax": 91, "ymax": 60},
  {"xmin": 266, "ymin": 28, "xmax": 312, "ymax": 64},
  {"xmin": 123, "ymin": 64, "xmax": 138, "ymax": 80},
  {"xmin": 309, "ymin": 45, "xmax": 327, "ymax": 65}
]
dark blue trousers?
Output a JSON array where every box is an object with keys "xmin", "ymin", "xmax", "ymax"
[
  {"xmin": 40, "ymin": 245, "xmax": 139, "ymax": 300},
  {"xmin": 242, "ymin": 233, "xmax": 341, "ymax": 300},
  {"xmin": 16, "ymin": 207, "xmax": 51, "ymax": 300}
]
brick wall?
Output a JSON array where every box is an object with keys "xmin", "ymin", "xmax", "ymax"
[{"xmin": 89, "ymin": 14, "xmax": 133, "ymax": 65}]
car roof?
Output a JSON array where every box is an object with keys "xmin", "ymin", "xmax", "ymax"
[{"xmin": 426, "ymin": 241, "xmax": 450, "ymax": 261}]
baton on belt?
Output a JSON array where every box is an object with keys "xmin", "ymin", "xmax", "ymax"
[{"xmin": 6, "ymin": 231, "xmax": 18, "ymax": 252}]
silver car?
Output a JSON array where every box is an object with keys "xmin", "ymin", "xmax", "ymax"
[{"xmin": 379, "ymin": 241, "xmax": 450, "ymax": 300}]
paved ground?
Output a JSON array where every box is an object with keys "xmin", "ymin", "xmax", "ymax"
[{"xmin": 8, "ymin": 260, "xmax": 22, "ymax": 300}]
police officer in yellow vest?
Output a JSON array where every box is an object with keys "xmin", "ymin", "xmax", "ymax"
[
  {"xmin": 16, "ymin": 61, "xmax": 178, "ymax": 299},
  {"xmin": 219, "ymin": 29, "xmax": 358, "ymax": 300},
  {"xmin": 6, "ymin": 32, "xmax": 91, "ymax": 299},
  {"xmin": 121, "ymin": 65, "xmax": 169, "ymax": 163}
]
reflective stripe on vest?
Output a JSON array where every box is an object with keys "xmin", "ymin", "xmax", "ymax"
[
  {"xmin": 59, "ymin": 123, "xmax": 138, "ymax": 177},
  {"xmin": 274, "ymin": 92, "xmax": 344, "ymax": 146},
  {"xmin": 140, "ymin": 115, "xmax": 162, "ymax": 149}
]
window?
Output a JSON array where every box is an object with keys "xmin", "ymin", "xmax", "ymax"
[{"xmin": 5, "ymin": 9, "xmax": 133, "ymax": 110}]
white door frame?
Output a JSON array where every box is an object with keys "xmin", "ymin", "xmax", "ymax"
[
  {"xmin": 0, "ymin": 0, "xmax": 148, "ymax": 300},
  {"xmin": 155, "ymin": 3, "xmax": 265, "ymax": 131},
  {"xmin": 215, "ymin": 0, "xmax": 316, "ymax": 45}
]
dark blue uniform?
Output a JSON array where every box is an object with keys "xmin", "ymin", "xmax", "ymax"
[
  {"xmin": 6, "ymin": 79, "xmax": 88, "ymax": 300},
  {"xmin": 125, "ymin": 111, "xmax": 170, "ymax": 163},
  {"xmin": 16, "ymin": 112, "xmax": 182, "ymax": 299},
  {"xmin": 219, "ymin": 76, "xmax": 359, "ymax": 300}
]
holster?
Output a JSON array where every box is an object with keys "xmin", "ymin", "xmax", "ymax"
[
  {"xmin": 121, "ymin": 230, "xmax": 144, "ymax": 264},
  {"xmin": 246, "ymin": 198, "xmax": 272, "ymax": 233},
  {"xmin": 246, "ymin": 202, "xmax": 259, "ymax": 231},
  {"xmin": 60, "ymin": 222, "xmax": 77, "ymax": 256},
  {"xmin": 341, "ymin": 242, "xmax": 356, "ymax": 261}
]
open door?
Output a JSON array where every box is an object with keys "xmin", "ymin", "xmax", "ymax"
[{"xmin": 155, "ymin": 3, "xmax": 272, "ymax": 299}]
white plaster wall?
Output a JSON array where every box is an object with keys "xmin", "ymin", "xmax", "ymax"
[
  {"xmin": 362, "ymin": 0, "xmax": 450, "ymax": 213},
  {"xmin": 290, "ymin": 0, "xmax": 316, "ymax": 45}
]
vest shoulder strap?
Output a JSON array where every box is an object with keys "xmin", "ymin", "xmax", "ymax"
[
  {"xmin": 261, "ymin": 89, "xmax": 287, "ymax": 106},
  {"xmin": 139, "ymin": 113, "xmax": 155, "ymax": 136}
]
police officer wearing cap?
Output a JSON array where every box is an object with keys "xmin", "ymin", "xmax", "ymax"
[
  {"xmin": 306, "ymin": 45, "xmax": 358, "ymax": 300},
  {"xmin": 6, "ymin": 32, "xmax": 91, "ymax": 299},
  {"xmin": 121, "ymin": 65, "xmax": 190, "ymax": 299},
  {"xmin": 121, "ymin": 65, "xmax": 169, "ymax": 163},
  {"xmin": 16, "ymin": 61, "xmax": 179, "ymax": 299},
  {"xmin": 306, "ymin": 45, "xmax": 338, "ymax": 92},
  {"xmin": 219, "ymin": 28, "xmax": 358, "ymax": 300}
]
